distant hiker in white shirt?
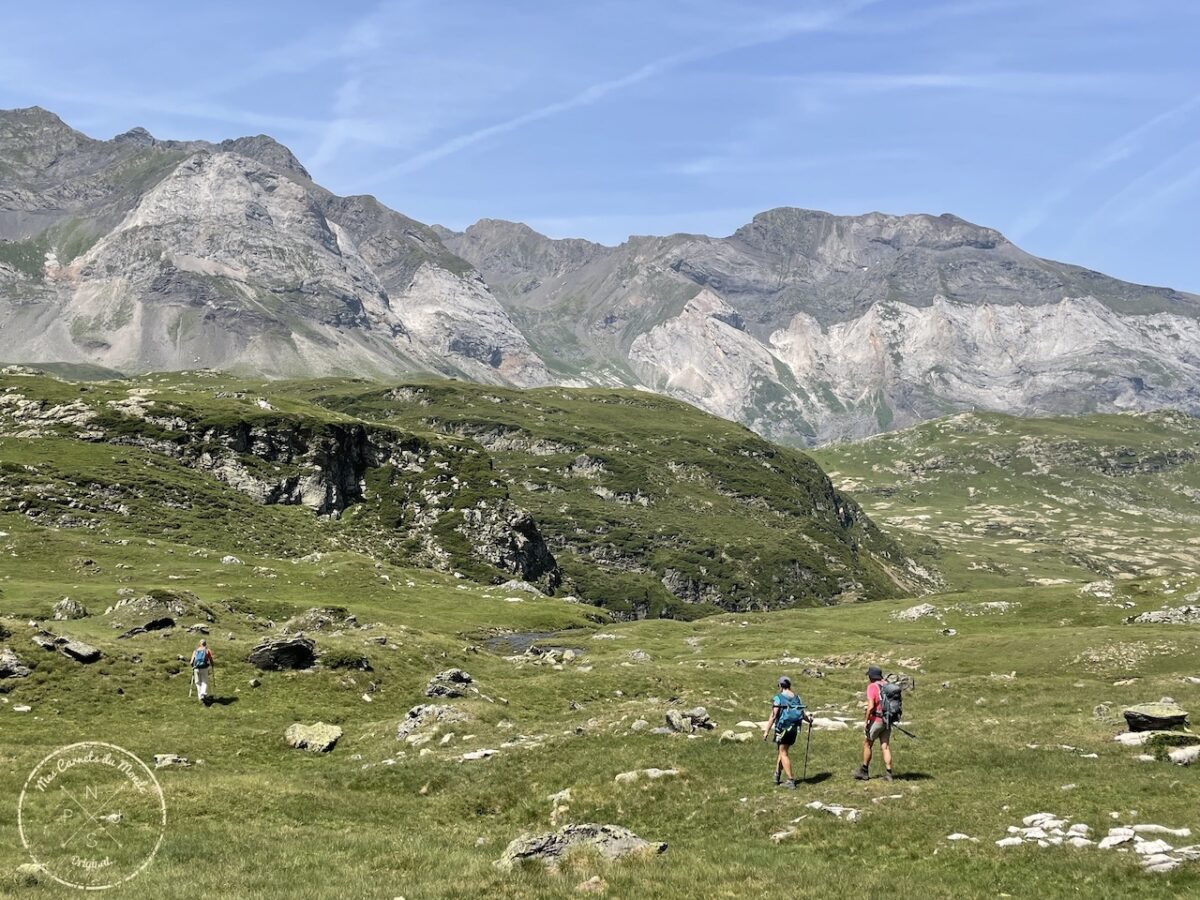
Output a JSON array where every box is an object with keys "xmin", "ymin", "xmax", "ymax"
[{"xmin": 191, "ymin": 640, "xmax": 214, "ymax": 705}]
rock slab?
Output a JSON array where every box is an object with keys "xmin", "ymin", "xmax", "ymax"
[
  {"xmin": 285, "ymin": 722, "xmax": 343, "ymax": 753},
  {"xmin": 1124, "ymin": 703, "xmax": 1189, "ymax": 732}
]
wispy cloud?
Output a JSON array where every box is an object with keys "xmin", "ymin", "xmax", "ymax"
[
  {"xmin": 785, "ymin": 70, "xmax": 1142, "ymax": 95},
  {"xmin": 1010, "ymin": 91, "xmax": 1200, "ymax": 239},
  {"xmin": 668, "ymin": 148, "xmax": 918, "ymax": 177},
  {"xmin": 362, "ymin": 0, "xmax": 882, "ymax": 182},
  {"xmin": 1070, "ymin": 137, "xmax": 1200, "ymax": 244}
]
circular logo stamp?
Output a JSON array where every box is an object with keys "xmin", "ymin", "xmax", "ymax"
[{"xmin": 18, "ymin": 742, "xmax": 166, "ymax": 891}]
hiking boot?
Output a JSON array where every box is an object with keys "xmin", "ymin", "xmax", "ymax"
[
  {"xmin": 782, "ymin": 780, "xmax": 798, "ymax": 790},
  {"xmin": 883, "ymin": 770, "xmax": 894, "ymax": 782},
  {"xmin": 773, "ymin": 772, "xmax": 782, "ymax": 786},
  {"xmin": 853, "ymin": 764, "xmax": 870, "ymax": 781}
]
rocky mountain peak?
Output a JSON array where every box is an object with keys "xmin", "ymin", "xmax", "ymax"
[
  {"xmin": 733, "ymin": 206, "xmax": 1008, "ymax": 255},
  {"xmin": 214, "ymin": 134, "xmax": 310, "ymax": 180},
  {"xmin": 112, "ymin": 126, "xmax": 157, "ymax": 147},
  {"xmin": 0, "ymin": 106, "xmax": 100, "ymax": 173}
]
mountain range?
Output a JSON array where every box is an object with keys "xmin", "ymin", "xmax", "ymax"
[{"xmin": 2, "ymin": 106, "xmax": 1198, "ymax": 444}]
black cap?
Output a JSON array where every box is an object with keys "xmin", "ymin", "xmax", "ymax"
[{"xmin": 867, "ymin": 665, "xmax": 883, "ymax": 681}]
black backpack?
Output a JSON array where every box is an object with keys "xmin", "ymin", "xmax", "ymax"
[{"xmin": 879, "ymin": 681, "xmax": 903, "ymax": 727}]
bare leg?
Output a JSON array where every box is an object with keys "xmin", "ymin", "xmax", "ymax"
[
  {"xmin": 779, "ymin": 745, "xmax": 793, "ymax": 781},
  {"xmin": 881, "ymin": 738, "xmax": 892, "ymax": 770},
  {"xmin": 862, "ymin": 737, "xmax": 873, "ymax": 768}
]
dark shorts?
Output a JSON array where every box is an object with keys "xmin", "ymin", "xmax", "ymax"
[
  {"xmin": 774, "ymin": 723, "xmax": 799, "ymax": 746},
  {"xmin": 866, "ymin": 720, "xmax": 891, "ymax": 743}
]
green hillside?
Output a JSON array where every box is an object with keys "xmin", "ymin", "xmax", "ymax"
[
  {"xmin": 0, "ymin": 370, "xmax": 923, "ymax": 619},
  {"xmin": 813, "ymin": 410, "xmax": 1200, "ymax": 590},
  {"xmin": 2, "ymin": 375, "xmax": 1199, "ymax": 898}
]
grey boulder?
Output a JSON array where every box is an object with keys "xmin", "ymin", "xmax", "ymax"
[
  {"xmin": 495, "ymin": 823, "xmax": 667, "ymax": 871},
  {"xmin": 0, "ymin": 647, "xmax": 31, "ymax": 678},
  {"xmin": 248, "ymin": 636, "xmax": 316, "ymax": 670}
]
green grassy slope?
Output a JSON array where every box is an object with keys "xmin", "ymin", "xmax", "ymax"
[
  {"xmin": 0, "ymin": 371, "xmax": 923, "ymax": 618},
  {"xmin": 2, "ymin": 379, "xmax": 1199, "ymax": 898},
  {"xmin": 813, "ymin": 410, "xmax": 1200, "ymax": 590},
  {"xmin": 291, "ymin": 379, "xmax": 926, "ymax": 615},
  {"xmin": 1, "ymin": 522, "xmax": 1197, "ymax": 897}
]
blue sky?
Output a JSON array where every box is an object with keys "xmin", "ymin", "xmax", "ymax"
[{"xmin": 2, "ymin": 0, "xmax": 1198, "ymax": 291}]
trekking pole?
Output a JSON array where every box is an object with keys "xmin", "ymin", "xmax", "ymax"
[
  {"xmin": 802, "ymin": 720, "xmax": 813, "ymax": 781},
  {"xmin": 892, "ymin": 724, "xmax": 918, "ymax": 740},
  {"xmin": 188, "ymin": 668, "xmax": 194, "ymax": 698}
]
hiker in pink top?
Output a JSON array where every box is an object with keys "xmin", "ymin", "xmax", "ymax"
[{"xmin": 854, "ymin": 665, "xmax": 893, "ymax": 781}]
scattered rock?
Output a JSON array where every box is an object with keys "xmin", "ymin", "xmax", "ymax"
[
  {"xmin": 805, "ymin": 801, "xmax": 859, "ymax": 822},
  {"xmin": 425, "ymin": 668, "xmax": 475, "ymax": 698},
  {"xmin": 894, "ymin": 603, "xmax": 938, "ymax": 621},
  {"xmin": 283, "ymin": 606, "xmax": 358, "ymax": 634},
  {"xmin": 13, "ymin": 704, "xmax": 32, "ymax": 713},
  {"xmin": 947, "ymin": 834, "xmax": 978, "ymax": 842},
  {"xmin": 247, "ymin": 636, "xmax": 316, "ymax": 670},
  {"xmin": 220, "ymin": 555, "xmax": 244, "ymax": 565},
  {"xmin": 153, "ymin": 754, "xmax": 191, "ymax": 769},
  {"xmin": 614, "ymin": 768, "xmax": 679, "ymax": 785},
  {"xmin": 664, "ymin": 707, "xmax": 714, "ymax": 733},
  {"xmin": 285, "ymin": 722, "xmax": 343, "ymax": 753},
  {"xmin": 719, "ymin": 730, "xmax": 752, "ymax": 743},
  {"xmin": 629, "ymin": 719, "xmax": 650, "ymax": 732},
  {"xmin": 1123, "ymin": 702, "xmax": 1189, "ymax": 732},
  {"xmin": 460, "ymin": 749, "xmax": 497, "ymax": 762},
  {"xmin": 0, "ymin": 648, "xmax": 31, "ymax": 678},
  {"xmin": 576, "ymin": 875, "xmax": 607, "ymax": 894},
  {"xmin": 811, "ymin": 717, "xmax": 849, "ymax": 731},
  {"xmin": 1126, "ymin": 606, "xmax": 1200, "ymax": 625},
  {"xmin": 495, "ymin": 823, "xmax": 667, "ymax": 871},
  {"xmin": 52, "ymin": 598, "xmax": 89, "ymax": 620},
  {"xmin": 1169, "ymin": 746, "xmax": 1200, "ymax": 766}
]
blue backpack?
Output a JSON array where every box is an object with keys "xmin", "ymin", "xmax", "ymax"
[
  {"xmin": 776, "ymin": 693, "xmax": 806, "ymax": 728},
  {"xmin": 191, "ymin": 648, "xmax": 209, "ymax": 669}
]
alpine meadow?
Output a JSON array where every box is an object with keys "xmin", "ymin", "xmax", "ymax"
[{"xmin": 2, "ymin": 3, "xmax": 1200, "ymax": 899}]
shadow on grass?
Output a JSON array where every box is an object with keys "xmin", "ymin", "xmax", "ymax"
[
  {"xmin": 893, "ymin": 772, "xmax": 932, "ymax": 781},
  {"xmin": 205, "ymin": 696, "xmax": 239, "ymax": 706},
  {"xmin": 799, "ymin": 772, "xmax": 832, "ymax": 784}
]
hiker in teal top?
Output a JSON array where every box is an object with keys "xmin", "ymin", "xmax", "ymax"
[{"xmin": 762, "ymin": 676, "xmax": 813, "ymax": 789}]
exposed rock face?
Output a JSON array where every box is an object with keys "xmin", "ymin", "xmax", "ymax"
[
  {"xmin": 247, "ymin": 636, "xmax": 316, "ymax": 670},
  {"xmin": 52, "ymin": 597, "xmax": 88, "ymax": 620},
  {"xmin": 285, "ymin": 722, "xmax": 343, "ymax": 753},
  {"xmin": 446, "ymin": 209, "xmax": 1200, "ymax": 445},
  {"xmin": 495, "ymin": 823, "xmax": 667, "ymax": 871},
  {"xmin": 117, "ymin": 617, "xmax": 175, "ymax": 639},
  {"xmin": 0, "ymin": 107, "xmax": 549, "ymax": 387},
  {"xmin": 1127, "ymin": 606, "xmax": 1200, "ymax": 625},
  {"xmin": 5, "ymin": 107, "xmax": 1197, "ymax": 446},
  {"xmin": 396, "ymin": 704, "xmax": 469, "ymax": 741}
]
